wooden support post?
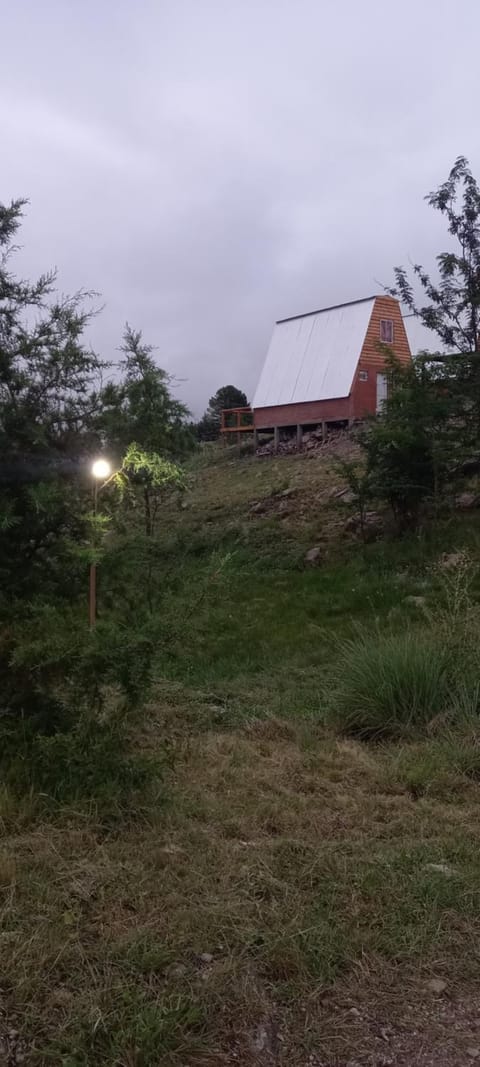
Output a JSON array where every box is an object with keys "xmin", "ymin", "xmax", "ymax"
[
  {"xmin": 273, "ymin": 426, "xmax": 280, "ymax": 453},
  {"xmin": 253, "ymin": 429, "xmax": 259, "ymax": 450},
  {"xmin": 296, "ymin": 424, "xmax": 302, "ymax": 451},
  {"xmin": 321, "ymin": 421, "xmax": 326, "ymax": 440},
  {"xmin": 89, "ymin": 562, "xmax": 96, "ymax": 628}
]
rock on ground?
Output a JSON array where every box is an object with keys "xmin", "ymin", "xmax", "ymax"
[{"xmin": 305, "ymin": 546, "xmax": 322, "ymax": 566}]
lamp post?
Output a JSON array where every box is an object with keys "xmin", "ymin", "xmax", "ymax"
[{"xmin": 89, "ymin": 458, "xmax": 112, "ymax": 628}]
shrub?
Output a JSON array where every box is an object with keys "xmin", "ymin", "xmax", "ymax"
[
  {"xmin": 354, "ymin": 356, "xmax": 457, "ymax": 532},
  {"xmin": 0, "ymin": 601, "xmax": 165, "ymax": 811},
  {"xmin": 6, "ymin": 714, "xmax": 163, "ymax": 812},
  {"xmin": 329, "ymin": 628, "xmax": 453, "ymax": 738}
]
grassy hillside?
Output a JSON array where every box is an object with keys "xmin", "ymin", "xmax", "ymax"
[{"xmin": 4, "ymin": 443, "xmax": 480, "ymax": 1065}]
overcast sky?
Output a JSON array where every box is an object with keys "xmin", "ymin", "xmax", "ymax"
[{"xmin": 2, "ymin": 0, "xmax": 480, "ymax": 415}]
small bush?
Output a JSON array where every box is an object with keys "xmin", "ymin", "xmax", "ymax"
[
  {"xmin": 329, "ymin": 628, "xmax": 453, "ymax": 738},
  {"xmin": 1, "ymin": 696, "xmax": 166, "ymax": 816},
  {"xmin": 0, "ymin": 602, "xmax": 166, "ymax": 812}
]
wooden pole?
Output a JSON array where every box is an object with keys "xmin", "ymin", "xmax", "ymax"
[
  {"xmin": 89, "ymin": 562, "xmax": 96, "ymax": 629},
  {"xmin": 89, "ymin": 479, "xmax": 98, "ymax": 628}
]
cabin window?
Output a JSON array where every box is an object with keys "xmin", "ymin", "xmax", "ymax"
[
  {"xmin": 359, "ymin": 370, "xmax": 368, "ymax": 381},
  {"xmin": 380, "ymin": 319, "xmax": 394, "ymax": 343}
]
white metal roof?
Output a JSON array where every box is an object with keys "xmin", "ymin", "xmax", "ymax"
[{"xmin": 252, "ymin": 297, "xmax": 376, "ymax": 409}]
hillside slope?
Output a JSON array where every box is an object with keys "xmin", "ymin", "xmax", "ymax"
[{"xmin": 3, "ymin": 443, "xmax": 480, "ymax": 1066}]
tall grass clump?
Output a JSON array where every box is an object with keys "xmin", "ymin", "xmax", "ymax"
[{"xmin": 329, "ymin": 628, "xmax": 453, "ymax": 739}]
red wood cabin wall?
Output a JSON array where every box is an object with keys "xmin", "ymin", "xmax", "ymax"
[
  {"xmin": 253, "ymin": 296, "xmax": 412, "ymax": 430},
  {"xmin": 352, "ymin": 295, "xmax": 411, "ymax": 419},
  {"xmin": 254, "ymin": 395, "xmax": 353, "ymax": 429}
]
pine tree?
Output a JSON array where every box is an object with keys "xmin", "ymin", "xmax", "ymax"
[
  {"xmin": 196, "ymin": 384, "xmax": 248, "ymax": 440},
  {"xmin": 0, "ymin": 199, "xmax": 103, "ymax": 599},
  {"xmin": 98, "ymin": 324, "xmax": 193, "ymax": 459}
]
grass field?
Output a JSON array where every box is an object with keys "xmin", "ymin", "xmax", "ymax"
[{"xmin": 4, "ymin": 443, "xmax": 480, "ymax": 1065}]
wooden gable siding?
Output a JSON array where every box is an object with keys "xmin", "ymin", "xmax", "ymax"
[
  {"xmin": 351, "ymin": 296, "xmax": 412, "ymax": 419},
  {"xmin": 358, "ymin": 295, "xmax": 411, "ymax": 371}
]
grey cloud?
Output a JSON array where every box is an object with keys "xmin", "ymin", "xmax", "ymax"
[{"xmin": 2, "ymin": 0, "xmax": 480, "ymax": 415}]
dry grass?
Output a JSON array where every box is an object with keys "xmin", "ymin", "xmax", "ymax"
[{"xmin": 3, "ymin": 715, "xmax": 480, "ymax": 1064}]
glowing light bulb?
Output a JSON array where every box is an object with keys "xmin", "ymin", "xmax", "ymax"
[{"xmin": 91, "ymin": 459, "xmax": 111, "ymax": 480}]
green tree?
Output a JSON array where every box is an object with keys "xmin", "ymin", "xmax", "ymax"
[
  {"xmin": 0, "ymin": 201, "xmax": 188, "ymax": 796},
  {"xmin": 0, "ymin": 199, "xmax": 102, "ymax": 600},
  {"xmin": 390, "ymin": 156, "xmax": 480, "ymax": 353},
  {"xmin": 97, "ymin": 326, "xmax": 191, "ymax": 535},
  {"xmin": 0, "ymin": 199, "xmax": 112, "ymax": 736},
  {"xmin": 196, "ymin": 384, "xmax": 248, "ymax": 441},
  {"xmin": 356, "ymin": 356, "xmax": 454, "ymax": 532},
  {"xmin": 114, "ymin": 442, "xmax": 185, "ymax": 537},
  {"xmin": 387, "ymin": 157, "xmax": 480, "ymax": 488},
  {"xmin": 98, "ymin": 325, "xmax": 193, "ymax": 460}
]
